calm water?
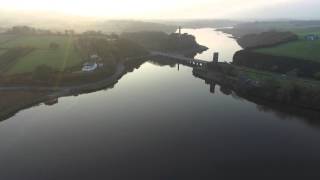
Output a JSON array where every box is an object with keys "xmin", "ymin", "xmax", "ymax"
[
  {"xmin": 181, "ymin": 28, "xmax": 242, "ymax": 62},
  {"xmin": 1, "ymin": 29, "xmax": 320, "ymax": 179}
]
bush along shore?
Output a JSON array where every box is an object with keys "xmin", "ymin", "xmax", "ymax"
[{"xmin": 193, "ymin": 62, "xmax": 320, "ymax": 111}]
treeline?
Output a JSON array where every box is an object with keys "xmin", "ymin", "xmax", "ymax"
[
  {"xmin": 5, "ymin": 26, "xmax": 83, "ymax": 36},
  {"xmin": 95, "ymin": 20, "xmax": 177, "ymax": 34},
  {"xmin": 218, "ymin": 21, "xmax": 320, "ymax": 38},
  {"xmin": 121, "ymin": 31, "xmax": 203, "ymax": 52},
  {"xmin": 6, "ymin": 26, "xmax": 54, "ymax": 35},
  {"xmin": 238, "ymin": 76, "xmax": 320, "ymax": 111},
  {"xmin": 195, "ymin": 63, "xmax": 320, "ymax": 111},
  {"xmin": 236, "ymin": 31, "xmax": 298, "ymax": 49},
  {"xmin": 233, "ymin": 50, "xmax": 320, "ymax": 79},
  {"xmin": 75, "ymin": 37, "xmax": 148, "ymax": 67}
]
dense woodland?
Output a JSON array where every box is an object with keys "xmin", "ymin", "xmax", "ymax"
[
  {"xmin": 75, "ymin": 36, "xmax": 148, "ymax": 67},
  {"xmin": 121, "ymin": 31, "xmax": 205, "ymax": 52},
  {"xmin": 233, "ymin": 50, "xmax": 320, "ymax": 79}
]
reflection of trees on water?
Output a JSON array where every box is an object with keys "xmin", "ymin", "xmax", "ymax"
[
  {"xmin": 148, "ymin": 58, "xmax": 177, "ymax": 68},
  {"xmin": 256, "ymin": 104, "xmax": 320, "ymax": 125},
  {"xmin": 198, "ymin": 76, "xmax": 320, "ymax": 128}
]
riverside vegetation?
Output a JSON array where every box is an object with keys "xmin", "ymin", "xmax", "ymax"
[
  {"xmin": 0, "ymin": 26, "xmax": 206, "ymax": 120},
  {"xmin": 198, "ymin": 23, "xmax": 320, "ymax": 111}
]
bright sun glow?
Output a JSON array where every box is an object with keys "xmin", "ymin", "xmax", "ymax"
[{"xmin": 0, "ymin": 0, "xmax": 301, "ymax": 19}]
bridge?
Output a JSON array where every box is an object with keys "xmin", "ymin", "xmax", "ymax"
[{"xmin": 151, "ymin": 51, "xmax": 210, "ymax": 68}]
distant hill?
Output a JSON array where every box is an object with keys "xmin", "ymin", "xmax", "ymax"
[
  {"xmin": 121, "ymin": 31, "xmax": 206, "ymax": 52},
  {"xmin": 237, "ymin": 31, "xmax": 298, "ymax": 49},
  {"xmin": 219, "ymin": 21, "xmax": 320, "ymax": 38},
  {"xmin": 94, "ymin": 20, "xmax": 177, "ymax": 34},
  {"xmin": 160, "ymin": 19, "xmax": 240, "ymax": 29}
]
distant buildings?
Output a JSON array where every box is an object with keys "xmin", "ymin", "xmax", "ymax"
[{"xmin": 304, "ymin": 34, "xmax": 319, "ymax": 41}]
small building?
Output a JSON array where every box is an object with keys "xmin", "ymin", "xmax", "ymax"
[
  {"xmin": 305, "ymin": 34, "xmax": 319, "ymax": 41},
  {"xmin": 82, "ymin": 62, "xmax": 98, "ymax": 72},
  {"xmin": 82, "ymin": 54, "xmax": 103, "ymax": 72}
]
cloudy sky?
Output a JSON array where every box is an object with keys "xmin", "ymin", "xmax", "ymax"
[{"xmin": 0, "ymin": 0, "xmax": 319, "ymax": 19}]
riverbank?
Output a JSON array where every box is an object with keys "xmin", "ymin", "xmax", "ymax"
[
  {"xmin": 193, "ymin": 63, "xmax": 320, "ymax": 111},
  {"xmin": 0, "ymin": 56, "xmax": 149, "ymax": 121}
]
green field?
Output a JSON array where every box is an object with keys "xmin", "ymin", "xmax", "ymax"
[
  {"xmin": 0, "ymin": 50, "xmax": 6, "ymax": 55},
  {"xmin": 255, "ymin": 31, "xmax": 320, "ymax": 62},
  {"xmin": 0, "ymin": 34, "xmax": 17, "ymax": 45},
  {"xmin": 0, "ymin": 34, "xmax": 83, "ymax": 74}
]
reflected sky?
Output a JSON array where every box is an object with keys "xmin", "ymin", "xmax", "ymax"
[
  {"xmin": 0, "ymin": 62, "xmax": 320, "ymax": 179},
  {"xmin": 182, "ymin": 28, "xmax": 242, "ymax": 62}
]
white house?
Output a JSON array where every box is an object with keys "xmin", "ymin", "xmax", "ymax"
[
  {"xmin": 82, "ymin": 54, "xmax": 103, "ymax": 72},
  {"xmin": 82, "ymin": 62, "xmax": 98, "ymax": 72},
  {"xmin": 305, "ymin": 34, "xmax": 319, "ymax": 41}
]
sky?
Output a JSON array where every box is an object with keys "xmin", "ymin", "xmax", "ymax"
[{"xmin": 0, "ymin": 0, "xmax": 319, "ymax": 19}]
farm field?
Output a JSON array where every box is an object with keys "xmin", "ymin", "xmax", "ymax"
[
  {"xmin": 0, "ymin": 34, "xmax": 82, "ymax": 74},
  {"xmin": 0, "ymin": 50, "xmax": 6, "ymax": 55},
  {"xmin": 255, "ymin": 31, "xmax": 320, "ymax": 62}
]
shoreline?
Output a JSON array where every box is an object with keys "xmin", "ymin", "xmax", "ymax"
[
  {"xmin": 0, "ymin": 56, "xmax": 149, "ymax": 121},
  {"xmin": 193, "ymin": 63, "xmax": 320, "ymax": 112}
]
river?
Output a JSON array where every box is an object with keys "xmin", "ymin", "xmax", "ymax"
[{"xmin": 0, "ymin": 28, "xmax": 320, "ymax": 179}]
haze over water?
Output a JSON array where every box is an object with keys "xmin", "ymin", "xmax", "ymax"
[
  {"xmin": 0, "ymin": 29, "xmax": 320, "ymax": 179},
  {"xmin": 182, "ymin": 28, "xmax": 242, "ymax": 62}
]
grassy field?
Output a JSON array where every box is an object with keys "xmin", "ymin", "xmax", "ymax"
[
  {"xmin": 0, "ymin": 49, "xmax": 6, "ymax": 55},
  {"xmin": 0, "ymin": 34, "xmax": 82, "ymax": 74},
  {"xmin": 0, "ymin": 34, "xmax": 17, "ymax": 45},
  {"xmin": 255, "ymin": 31, "xmax": 320, "ymax": 62}
]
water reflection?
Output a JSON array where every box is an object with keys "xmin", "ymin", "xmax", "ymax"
[
  {"xmin": 181, "ymin": 28, "xmax": 242, "ymax": 62},
  {"xmin": 1, "ymin": 29, "xmax": 320, "ymax": 179},
  {"xmin": 1, "ymin": 62, "xmax": 320, "ymax": 180},
  {"xmin": 195, "ymin": 74, "xmax": 320, "ymax": 126}
]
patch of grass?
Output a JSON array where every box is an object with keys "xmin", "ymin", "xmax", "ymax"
[
  {"xmin": 0, "ymin": 35, "xmax": 69, "ymax": 49},
  {"xmin": 0, "ymin": 49, "xmax": 6, "ymax": 55},
  {"xmin": 255, "ymin": 38, "xmax": 320, "ymax": 62},
  {"xmin": 7, "ymin": 48, "xmax": 81, "ymax": 74},
  {"xmin": 0, "ymin": 34, "xmax": 17, "ymax": 45},
  {"xmin": 0, "ymin": 34, "xmax": 83, "ymax": 74}
]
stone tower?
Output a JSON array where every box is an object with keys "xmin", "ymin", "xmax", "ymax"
[{"xmin": 213, "ymin": 52, "xmax": 219, "ymax": 63}]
